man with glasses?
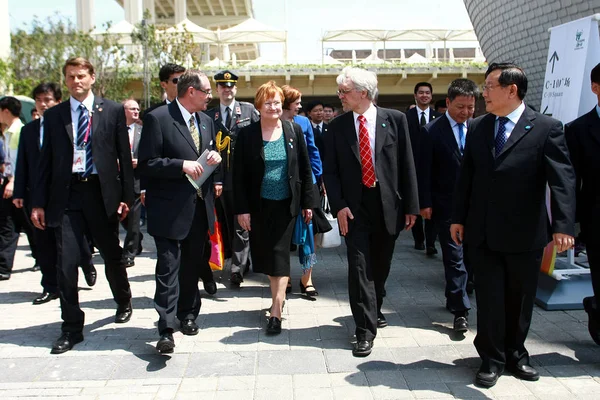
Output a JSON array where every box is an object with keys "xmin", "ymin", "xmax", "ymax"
[
  {"xmin": 324, "ymin": 67, "xmax": 419, "ymax": 357},
  {"xmin": 139, "ymin": 70, "xmax": 222, "ymax": 353},
  {"xmin": 143, "ymin": 63, "xmax": 186, "ymax": 116},
  {"xmin": 120, "ymin": 99, "xmax": 144, "ymax": 267},
  {"xmin": 451, "ymin": 63, "xmax": 575, "ymax": 387},
  {"xmin": 205, "ymin": 70, "xmax": 259, "ymax": 287}
]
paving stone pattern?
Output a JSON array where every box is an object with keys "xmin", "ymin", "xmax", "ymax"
[{"xmin": 0, "ymin": 229, "xmax": 599, "ymax": 399}]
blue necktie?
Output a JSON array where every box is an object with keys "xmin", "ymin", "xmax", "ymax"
[
  {"xmin": 77, "ymin": 104, "xmax": 93, "ymax": 177},
  {"xmin": 495, "ymin": 117, "xmax": 509, "ymax": 158},
  {"xmin": 458, "ymin": 123, "xmax": 465, "ymax": 154}
]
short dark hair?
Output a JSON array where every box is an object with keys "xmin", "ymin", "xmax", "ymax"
[
  {"xmin": 305, "ymin": 100, "xmax": 324, "ymax": 113},
  {"xmin": 414, "ymin": 82, "xmax": 432, "ymax": 94},
  {"xmin": 176, "ymin": 70, "xmax": 208, "ymax": 98},
  {"xmin": 447, "ymin": 78, "xmax": 480, "ymax": 101},
  {"xmin": 32, "ymin": 82, "xmax": 62, "ymax": 102},
  {"xmin": 591, "ymin": 63, "xmax": 600, "ymax": 85},
  {"xmin": 0, "ymin": 97, "xmax": 22, "ymax": 117},
  {"xmin": 323, "ymin": 104, "xmax": 334, "ymax": 111},
  {"xmin": 159, "ymin": 63, "xmax": 186, "ymax": 82},
  {"xmin": 434, "ymin": 99, "xmax": 447, "ymax": 111},
  {"xmin": 485, "ymin": 62, "xmax": 528, "ymax": 100}
]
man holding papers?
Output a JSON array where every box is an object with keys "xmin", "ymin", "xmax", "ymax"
[{"xmin": 138, "ymin": 70, "xmax": 222, "ymax": 354}]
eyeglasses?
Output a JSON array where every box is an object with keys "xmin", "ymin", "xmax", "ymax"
[
  {"xmin": 264, "ymin": 101, "xmax": 282, "ymax": 108},
  {"xmin": 168, "ymin": 78, "xmax": 179, "ymax": 84},
  {"xmin": 481, "ymin": 83, "xmax": 505, "ymax": 92},
  {"xmin": 195, "ymin": 87, "xmax": 212, "ymax": 96},
  {"xmin": 337, "ymin": 88, "xmax": 356, "ymax": 96}
]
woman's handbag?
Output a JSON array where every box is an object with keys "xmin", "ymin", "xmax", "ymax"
[{"xmin": 315, "ymin": 195, "xmax": 341, "ymax": 248}]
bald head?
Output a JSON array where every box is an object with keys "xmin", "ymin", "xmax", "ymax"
[{"xmin": 123, "ymin": 99, "xmax": 140, "ymax": 125}]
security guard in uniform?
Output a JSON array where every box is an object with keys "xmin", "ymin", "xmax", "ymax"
[{"xmin": 205, "ymin": 70, "xmax": 260, "ymax": 286}]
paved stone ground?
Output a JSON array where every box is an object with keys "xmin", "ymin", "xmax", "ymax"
[{"xmin": 1, "ymin": 228, "xmax": 599, "ymax": 399}]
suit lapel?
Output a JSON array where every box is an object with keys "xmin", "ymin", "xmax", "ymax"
[
  {"xmin": 230, "ymin": 101, "xmax": 240, "ymax": 129},
  {"xmin": 497, "ymin": 106, "xmax": 536, "ymax": 158},
  {"xmin": 375, "ymin": 108, "xmax": 389, "ymax": 158},
  {"xmin": 482, "ymin": 114, "xmax": 497, "ymax": 159},
  {"xmin": 59, "ymin": 101, "xmax": 74, "ymax": 144},
  {"xmin": 169, "ymin": 102, "xmax": 199, "ymax": 156},
  {"xmin": 282, "ymin": 119, "xmax": 296, "ymax": 175},
  {"xmin": 587, "ymin": 109, "xmax": 600, "ymax": 147},
  {"xmin": 132, "ymin": 124, "xmax": 142, "ymax": 153},
  {"xmin": 91, "ymin": 98, "xmax": 103, "ymax": 140},
  {"xmin": 342, "ymin": 112, "xmax": 360, "ymax": 163},
  {"xmin": 439, "ymin": 116, "xmax": 462, "ymax": 161},
  {"xmin": 196, "ymin": 112, "xmax": 211, "ymax": 154}
]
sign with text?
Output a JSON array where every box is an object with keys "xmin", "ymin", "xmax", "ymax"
[{"xmin": 540, "ymin": 15, "xmax": 600, "ymax": 124}]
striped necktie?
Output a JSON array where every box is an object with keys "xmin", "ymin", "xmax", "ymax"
[{"xmin": 77, "ymin": 104, "xmax": 93, "ymax": 177}]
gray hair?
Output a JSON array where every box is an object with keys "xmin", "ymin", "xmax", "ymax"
[
  {"xmin": 177, "ymin": 69, "xmax": 208, "ymax": 98},
  {"xmin": 336, "ymin": 67, "xmax": 378, "ymax": 100}
]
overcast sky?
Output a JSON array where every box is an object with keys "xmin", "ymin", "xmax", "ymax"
[{"xmin": 8, "ymin": 0, "xmax": 475, "ymax": 62}]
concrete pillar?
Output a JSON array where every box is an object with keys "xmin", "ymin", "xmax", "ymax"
[
  {"xmin": 142, "ymin": 0, "xmax": 156, "ymax": 23},
  {"xmin": 124, "ymin": 0, "xmax": 142, "ymax": 24},
  {"xmin": 174, "ymin": 0, "xmax": 187, "ymax": 24},
  {"xmin": 0, "ymin": 0, "xmax": 11, "ymax": 61},
  {"xmin": 76, "ymin": 0, "xmax": 95, "ymax": 32}
]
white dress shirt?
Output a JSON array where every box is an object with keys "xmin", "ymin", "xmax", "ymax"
[
  {"xmin": 495, "ymin": 102, "xmax": 526, "ymax": 139},
  {"xmin": 353, "ymin": 103, "xmax": 378, "ymax": 169},
  {"xmin": 416, "ymin": 106, "xmax": 430, "ymax": 123},
  {"xmin": 70, "ymin": 94, "xmax": 97, "ymax": 174},
  {"xmin": 445, "ymin": 112, "xmax": 468, "ymax": 149},
  {"xmin": 176, "ymin": 98, "xmax": 199, "ymax": 135}
]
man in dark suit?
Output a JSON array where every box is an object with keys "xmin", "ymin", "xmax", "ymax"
[
  {"xmin": 565, "ymin": 62, "xmax": 600, "ymax": 346},
  {"xmin": 138, "ymin": 70, "xmax": 222, "ymax": 354},
  {"xmin": 451, "ymin": 63, "xmax": 575, "ymax": 387},
  {"xmin": 31, "ymin": 57, "xmax": 135, "ymax": 354},
  {"xmin": 419, "ymin": 79, "xmax": 478, "ymax": 333},
  {"xmin": 204, "ymin": 70, "xmax": 259, "ymax": 286},
  {"xmin": 143, "ymin": 63, "xmax": 186, "ymax": 117},
  {"xmin": 306, "ymin": 100, "xmax": 329, "ymax": 163},
  {"xmin": 324, "ymin": 67, "xmax": 419, "ymax": 357},
  {"xmin": 407, "ymin": 82, "xmax": 441, "ymax": 255},
  {"xmin": 120, "ymin": 99, "xmax": 143, "ymax": 267}
]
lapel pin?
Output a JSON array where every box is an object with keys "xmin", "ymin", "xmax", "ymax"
[
  {"xmin": 235, "ymin": 106, "xmax": 241, "ymax": 114},
  {"xmin": 202, "ymin": 125, "xmax": 206, "ymax": 130},
  {"xmin": 215, "ymin": 112, "xmax": 219, "ymax": 120},
  {"xmin": 382, "ymin": 123, "xmax": 386, "ymax": 128},
  {"xmin": 98, "ymin": 108, "xmax": 102, "ymax": 112},
  {"xmin": 289, "ymin": 143, "xmax": 293, "ymax": 148},
  {"xmin": 525, "ymin": 125, "xmax": 531, "ymax": 130},
  {"xmin": 290, "ymin": 138, "xmax": 293, "ymax": 142}
]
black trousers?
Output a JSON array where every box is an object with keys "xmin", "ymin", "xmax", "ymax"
[
  {"xmin": 582, "ymin": 220, "xmax": 600, "ymax": 316},
  {"xmin": 345, "ymin": 185, "xmax": 398, "ymax": 341},
  {"xmin": 470, "ymin": 245, "xmax": 543, "ymax": 373},
  {"xmin": 120, "ymin": 193, "xmax": 143, "ymax": 258},
  {"xmin": 220, "ymin": 189, "xmax": 251, "ymax": 275},
  {"xmin": 435, "ymin": 217, "xmax": 470, "ymax": 313},
  {"xmin": 412, "ymin": 215, "xmax": 437, "ymax": 248},
  {"xmin": 33, "ymin": 226, "xmax": 58, "ymax": 293},
  {"xmin": 56, "ymin": 176, "xmax": 131, "ymax": 333},
  {"xmin": 153, "ymin": 199, "xmax": 209, "ymax": 334},
  {"xmin": 0, "ymin": 197, "xmax": 19, "ymax": 275}
]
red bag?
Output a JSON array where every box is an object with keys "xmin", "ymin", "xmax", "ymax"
[{"xmin": 209, "ymin": 213, "xmax": 225, "ymax": 271}]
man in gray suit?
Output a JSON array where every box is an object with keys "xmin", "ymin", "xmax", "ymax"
[{"xmin": 120, "ymin": 99, "xmax": 143, "ymax": 267}]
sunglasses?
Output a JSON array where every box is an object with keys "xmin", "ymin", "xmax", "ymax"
[{"xmin": 166, "ymin": 78, "xmax": 179, "ymax": 84}]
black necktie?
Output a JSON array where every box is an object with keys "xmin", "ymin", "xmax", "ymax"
[
  {"xmin": 314, "ymin": 124, "xmax": 321, "ymax": 136},
  {"xmin": 225, "ymin": 107, "xmax": 232, "ymax": 130},
  {"xmin": 420, "ymin": 111, "xmax": 427, "ymax": 127}
]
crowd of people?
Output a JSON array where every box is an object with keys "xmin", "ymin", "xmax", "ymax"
[{"xmin": 0, "ymin": 55, "xmax": 598, "ymax": 389}]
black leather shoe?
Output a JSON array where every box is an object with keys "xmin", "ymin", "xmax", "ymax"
[
  {"xmin": 31, "ymin": 264, "xmax": 41, "ymax": 272},
  {"xmin": 414, "ymin": 242, "xmax": 425, "ymax": 251},
  {"xmin": 507, "ymin": 364, "xmax": 539, "ymax": 381},
  {"xmin": 156, "ymin": 331, "xmax": 175, "ymax": 354},
  {"xmin": 377, "ymin": 312, "xmax": 388, "ymax": 328},
  {"xmin": 33, "ymin": 291, "xmax": 59, "ymax": 305},
  {"xmin": 426, "ymin": 246, "xmax": 438, "ymax": 256},
  {"xmin": 51, "ymin": 332, "xmax": 83, "ymax": 354},
  {"xmin": 230, "ymin": 272, "xmax": 243, "ymax": 286},
  {"xmin": 135, "ymin": 245, "xmax": 143, "ymax": 256},
  {"xmin": 453, "ymin": 315, "xmax": 469, "ymax": 333},
  {"xmin": 115, "ymin": 302, "xmax": 132, "ymax": 323},
  {"xmin": 203, "ymin": 280, "xmax": 217, "ymax": 295},
  {"xmin": 180, "ymin": 319, "xmax": 199, "ymax": 336},
  {"xmin": 583, "ymin": 297, "xmax": 600, "ymax": 345},
  {"xmin": 122, "ymin": 256, "xmax": 135, "ymax": 268},
  {"xmin": 475, "ymin": 369, "xmax": 500, "ymax": 388},
  {"xmin": 82, "ymin": 264, "xmax": 96, "ymax": 287},
  {"xmin": 266, "ymin": 317, "xmax": 282, "ymax": 334},
  {"xmin": 0, "ymin": 272, "xmax": 10, "ymax": 281},
  {"xmin": 352, "ymin": 340, "xmax": 373, "ymax": 357}
]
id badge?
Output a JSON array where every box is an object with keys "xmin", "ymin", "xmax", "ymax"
[{"xmin": 72, "ymin": 149, "xmax": 86, "ymax": 173}]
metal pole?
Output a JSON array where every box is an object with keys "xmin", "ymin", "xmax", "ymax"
[{"xmin": 142, "ymin": 19, "xmax": 150, "ymax": 109}]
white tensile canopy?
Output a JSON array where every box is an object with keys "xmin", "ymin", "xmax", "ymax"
[
  {"xmin": 90, "ymin": 20, "xmax": 136, "ymax": 45},
  {"xmin": 218, "ymin": 18, "xmax": 287, "ymax": 43},
  {"xmin": 164, "ymin": 18, "xmax": 218, "ymax": 43}
]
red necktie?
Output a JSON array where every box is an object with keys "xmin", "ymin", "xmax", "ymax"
[{"xmin": 358, "ymin": 115, "xmax": 376, "ymax": 187}]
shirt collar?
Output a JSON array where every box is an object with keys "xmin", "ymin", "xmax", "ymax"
[
  {"xmin": 176, "ymin": 98, "xmax": 194, "ymax": 124},
  {"xmin": 220, "ymin": 102, "xmax": 234, "ymax": 115},
  {"xmin": 353, "ymin": 102, "xmax": 377, "ymax": 125},
  {"xmin": 445, "ymin": 112, "xmax": 467, "ymax": 129},
  {"xmin": 6, "ymin": 119, "xmax": 24, "ymax": 133},
  {"xmin": 69, "ymin": 93, "xmax": 95, "ymax": 114},
  {"xmin": 165, "ymin": 98, "xmax": 172, "ymax": 105},
  {"xmin": 497, "ymin": 102, "xmax": 526, "ymax": 124},
  {"xmin": 596, "ymin": 104, "xmax": 600, "ymax": 119}
]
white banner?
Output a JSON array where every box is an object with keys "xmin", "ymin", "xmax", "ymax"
[{"xmin": 540, "ymin": 14, "xmax": 600, "ymax": 124}]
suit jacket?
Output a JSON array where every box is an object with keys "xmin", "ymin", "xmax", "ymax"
[
  {"xmin": 142, "ymin": 100, "xmax": 167, "ymax": 119},
  {"xmin": 312, "ymin": 122, "xmax": 329, "ymax": 167},
  {"xmin": 130, "ymin": 123, "xmax": 142, "ymax": 194},
  {"xmin": 565, "ymin": 108, "xmax": 600, "ymax": 238},
  {"xmin": 323, "ymin": 107, "xmax": 420, "ymax": 236},
  {"xmin": 14, "ymin": 118, "xmax": 42, "ymax": 208},
  {"xmin": 452, "ymin": 106, "xmax": 576, "ymax": 253},
  {"xmin": 138, "ymin": 101, "xmax": 218, "ymax": 240},
  {"xmin": 204, "ymin": 100, "xmax": 260, "ymax": 189},
  {"xmin": 232, "ymin": 120, "xmax": 318, "ymax": 216},
  {"xmin": 418, "ymin": 114, "xmax": 471, "ymax": 219},
  {"xmin": 32, "ymin": 98, "xmax": 135, "ymax": 227},
  {"xmin": 406, "ymin": 106, "xmax": 441, "ymax": 166}
]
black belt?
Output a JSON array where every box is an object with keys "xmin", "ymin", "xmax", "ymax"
[{"xmin": 71, "ymin": 174, "xmax": 99, "ymax": 183}]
